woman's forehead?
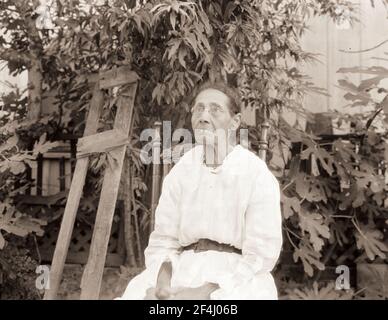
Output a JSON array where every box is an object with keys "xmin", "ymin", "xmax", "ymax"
[{"xmin": 194, "ymin": 88, "xmax": 230, "ymax": 106}]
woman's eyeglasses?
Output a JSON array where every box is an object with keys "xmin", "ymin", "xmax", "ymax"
[{"xmin": 191, "ymin": 104, "xmax": 225, "ymax": 115}]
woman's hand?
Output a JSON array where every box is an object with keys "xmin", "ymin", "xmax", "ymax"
[
  {"xmin": 154, "ymin": 260, "xmax": 174, "ymax": 299},
  {"xmin": 145, "ymin": 283, "xmax": 219, "ymax": 300},
  {"xmin": 145, "ymin": 286, "xmax": 181, "ymax": 300},
  {"xmin": 144, "ymin": 287, "xmax": 158, "ymax": 300},
  {"xmin": 168, "ymin": 283, "xmax": 219, "ymax": 300},
  {"xmin": 149, "ymin": 261, "xmax": 220, "ymax": 300}
]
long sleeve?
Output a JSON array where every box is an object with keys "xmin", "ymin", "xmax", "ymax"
[
  {"xmin": 144, "ymin": 169, "xmax": 182, "ymax": 279},
  {"xmin": 213, "ymin": 165, "xmax": 283, "ymax": 294}
]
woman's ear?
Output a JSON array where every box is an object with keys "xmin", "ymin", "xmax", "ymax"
[{"xmin": 230, "ymin": 113, "xmax": 242, "ymax": 130}]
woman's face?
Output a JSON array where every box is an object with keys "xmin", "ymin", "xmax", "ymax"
[{"xmin": 191, "ymin": 88, "xmax": 240, "ymax": 146}]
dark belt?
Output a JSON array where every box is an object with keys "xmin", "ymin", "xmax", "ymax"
[{"xmin": 182, "ymin": 238, "xmax": 242, "ymax": 255}]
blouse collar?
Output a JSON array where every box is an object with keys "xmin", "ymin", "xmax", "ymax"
[{"xmin": 201, "ymin": 144, "xmax": 241, "ymax": 174}]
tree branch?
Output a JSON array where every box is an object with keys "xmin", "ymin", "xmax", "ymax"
[
  {"xmin": 339, "ymin": 38, "xmax": 388, "ymax": 54},
  {"xmin": 0, "ymin": 46, "xmax": 31, "ymax": 65},
  {"xmin": 12, "ymin": 0, "xmax": 44, "ymax": 57}
]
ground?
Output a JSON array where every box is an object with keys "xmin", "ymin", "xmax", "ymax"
[{"xmin": 54, "ymin": 265, "xmax": 143, "ymax": 300}]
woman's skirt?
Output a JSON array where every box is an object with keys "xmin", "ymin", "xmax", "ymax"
[{"xmin": 118, "ymin": 250, "xmax": 278, "ymax": 300}]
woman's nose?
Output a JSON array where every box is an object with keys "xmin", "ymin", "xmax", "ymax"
[
  {"xmin": 198, "ymin": 109, "xmax": 212, "ymax": 122},
  {"xmin": 199, "ymin": 117, "xmax": 210, "ymax": 125}
]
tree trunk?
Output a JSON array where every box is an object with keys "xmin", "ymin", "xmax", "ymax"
[{"xmin": 27, "ymin": 58, "xmax": 42, "ymax": 121}]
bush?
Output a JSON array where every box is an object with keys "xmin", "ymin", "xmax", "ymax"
[{"xmin": 0, "ymin": 236, "xmax": 41, "ymax": 300}]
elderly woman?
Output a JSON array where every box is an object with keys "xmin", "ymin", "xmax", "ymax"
[{"xmin": 119, "ymin": 82, "xmax": 283, "ymax": 300}]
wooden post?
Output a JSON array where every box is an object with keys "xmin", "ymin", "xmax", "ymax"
[
  {"xmin": 122, "ymin": 154, "xmax": 137, "ymax": 267},
  {"xmin": 79, "ymin": 83, "xmax": 137, "ymax": 300},
  {"xmin": 258, "ymin": 120, "xmax": 270, "ymax": 162},
  {"xmin": 163, "ymin": 163, "xmax": 172, "ymax": 179},
  {"xmin": 150, "ymin": 121, "xmax": 162, "ymax": 233},
  {"xmin": 43, "ymin": 84, "xmax": 104, "ymax": 300}
]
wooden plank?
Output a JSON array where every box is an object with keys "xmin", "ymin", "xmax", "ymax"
[
  {"xmin": 42, "ymin": 152, "xmax": 71, "ymax": 159},
  {"xmin": 162, "ymin": 163, "xmax": 171, "ymax": 179},
  {"xmin": 65, "ymin": 161, "xmax": 71, "ymax": 190},
  {"xmin": 123, "ymin": 157, "xmax": 137, "ymax": 267},
  {"xmin": 76, "ymin": 129, "xmax": 130, "ymax": 158},
  {"xmin": 43, "ymin": 84, "xmax": 105, "ymax": 300},
  {"xmin": 42, "ymin": 159, "xmax": 50, "ymax": 196},
  {"xmin": 258, "ymin": 121, "xmax": 270, "ymax": 161},
  {"xmin": 150, "ymin": 122, "xmax": 162, "ymax": 233},
  {"xmin": 124, "ymin": 112, "xmax": 137, "ymax": 267},
  {"xmin": 50, "ymin": 160, "xmax": 61, "ymax": 195},
  {"xmin": 99, "ymin": 66, "xmax": 139, "ymax": 89},
  {"xmin": 80, "ymin": 83, "xmax": 137, "ymax": 300}
]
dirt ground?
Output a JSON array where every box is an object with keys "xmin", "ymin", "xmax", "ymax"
[{"xmin": 55, "ymin": 265, "xmax": 143, "ymax": 300}]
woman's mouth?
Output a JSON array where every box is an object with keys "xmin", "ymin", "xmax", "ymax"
[
  {"xmin": 195, "ymin": 127, "xmax": 214, "ymax": 133},
  {"xmin": 194, "ymin": 128, "xmax": 217, "ymax": 145}
]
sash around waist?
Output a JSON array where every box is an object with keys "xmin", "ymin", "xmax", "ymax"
[{"xmin": 181, "ymin": 238, "xmax": 242, "ymax": 255}]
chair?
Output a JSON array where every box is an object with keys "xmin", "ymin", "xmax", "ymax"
[{"xmin": 149, "ymin": 120, "xmax": 270, "ymax": 231}]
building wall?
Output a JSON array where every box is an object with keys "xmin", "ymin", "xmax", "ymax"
[{"xmin": 283, "ymin": 0, "xmax": 388, "ymax": 130}]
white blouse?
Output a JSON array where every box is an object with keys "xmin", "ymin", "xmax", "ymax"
[{"xmin": 121, "ymin": 144, "xmax": 283, "ymax": 300}]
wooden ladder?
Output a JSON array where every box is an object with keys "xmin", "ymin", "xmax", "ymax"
[{"xmin": 43, "ymin": 66, "xmax": 138, "ymax": 300}]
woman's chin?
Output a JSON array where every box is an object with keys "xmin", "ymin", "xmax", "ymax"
[{"xmin": 194, "ymin": 131, "xmax": 216, "ymax": 145}]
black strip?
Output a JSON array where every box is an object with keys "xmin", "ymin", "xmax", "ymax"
[
  {"xmin": 36, "ymin": 154, "xmax": 43, "ymax": 196},
  {"xmin": 59, "ymin": 156, "xmax": 65, "ymax": 191}
]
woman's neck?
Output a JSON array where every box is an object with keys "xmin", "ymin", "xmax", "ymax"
[{"xmin": 203, "ymin": 141, "xmax": 237, "ymax": 168}]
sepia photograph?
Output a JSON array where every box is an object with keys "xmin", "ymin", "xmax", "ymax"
[{"xmin": 0, "ymin": 0, "xmax": 387, "ymax": 303}]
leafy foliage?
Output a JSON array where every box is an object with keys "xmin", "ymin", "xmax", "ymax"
[
  {"xmin": 0, "ymin": 239, "xmax": 41, "ymax": 300},
  {"xmin": 286, "ymin": 281, "xmax": 355, "ymax": 300},
  {"xmin": 277, "ymin": 50, "xmax": 388, "ymax": 279},
  {"xmin": 0, "ymin": 201, "xmax": 46, "ymax": 249}
]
